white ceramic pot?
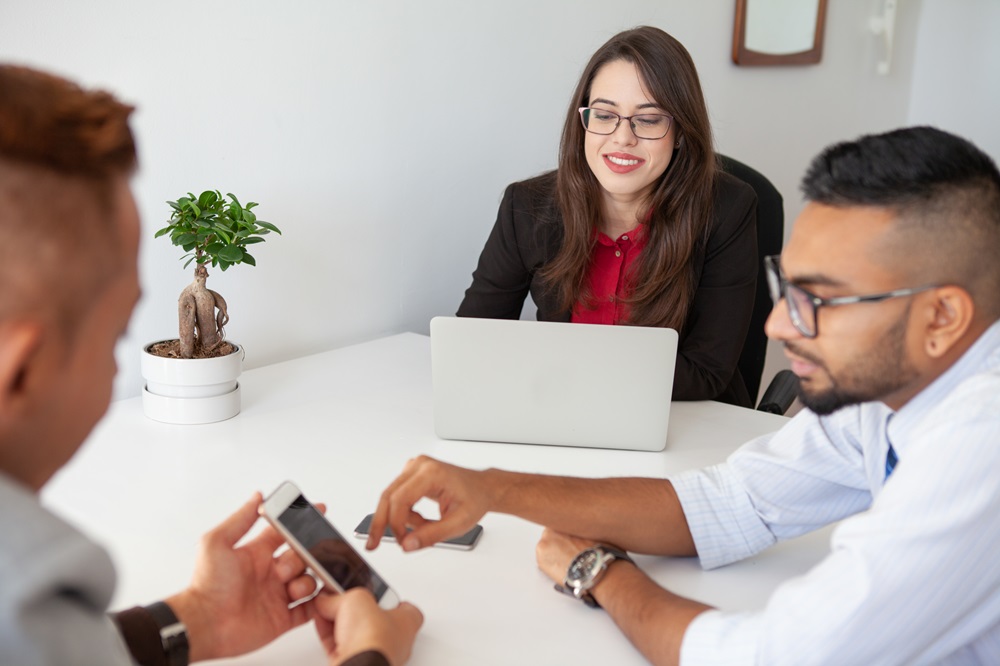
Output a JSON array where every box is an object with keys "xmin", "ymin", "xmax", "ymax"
[{"xmin": 140, "ymin": 341, "xmax": 245, "ymax": 424}]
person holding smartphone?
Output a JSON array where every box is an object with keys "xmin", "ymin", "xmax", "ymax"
[
  {"xmin": 0, "ymin": 65, "xmax": 422, "ymax": 666},
  {"xmin": 458, "ymin": 26, "xmax": 758, "ymax": 407}
]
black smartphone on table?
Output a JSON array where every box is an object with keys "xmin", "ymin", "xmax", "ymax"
[{"xmin": 354, "ymin": 513, "xmax": 484, "ymax": 551}]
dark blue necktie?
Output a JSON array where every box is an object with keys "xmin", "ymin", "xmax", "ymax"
[{"xmin": 885, "ymin": 444, "xmax": 898, "ymax": 480}]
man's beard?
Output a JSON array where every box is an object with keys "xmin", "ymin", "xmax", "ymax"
[{"xmin": 792, "ymin": 307, "xmax": 918, "ymax": 416}]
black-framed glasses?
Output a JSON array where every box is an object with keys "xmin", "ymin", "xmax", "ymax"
[
  {"xmin": 764, "ymin": 255, "xmax": 938, "ymax": 339},
  {"xmin": 578, "ymin": 107, "xmax": 673, "ymax": 140}
]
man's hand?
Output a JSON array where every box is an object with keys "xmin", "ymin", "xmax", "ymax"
[
  {"xmin": 538, "ymin": 529, "xmax": 711, "ymax": 666},
  {"xmin": 164, "ymin": 493, "xmax": 319, "ymax": 662},
  {"xmin": 313, "ymin": 589, "xmax": 423, "ymax": 666},
  {"xmin": 535, "ymin": 528, "xmax": 600, "ymax": 585},
  {"xmin": 369, "ymin": 455, "xmax": 494, "ymax": 552}
]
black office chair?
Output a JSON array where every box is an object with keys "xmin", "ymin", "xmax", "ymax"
[{"xmin": 718, "ymin": 154, "xmax": 798, "ymax": 415}]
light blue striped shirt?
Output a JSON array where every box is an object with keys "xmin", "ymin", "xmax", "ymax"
[{"xmin": 672, "ymin": 321, "xmax": 1000, "ymax": 665}]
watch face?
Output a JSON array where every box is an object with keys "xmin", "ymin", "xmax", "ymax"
[{"xmin": 567, "ymin": 548, "xmax": 602, "ymax": 586}]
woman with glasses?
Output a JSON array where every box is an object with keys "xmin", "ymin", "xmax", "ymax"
[{"xmin": 457, "ymin": 26, "xmax": 758, "ymax": 406}]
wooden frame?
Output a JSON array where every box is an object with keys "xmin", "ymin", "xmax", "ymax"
[{"xmin": 732, "ymin": 0, "xmax": 829, "ymax": 66}]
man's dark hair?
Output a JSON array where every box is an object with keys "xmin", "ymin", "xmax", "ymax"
[
  {"xmin": 0, "ymin": 64, "xmax": 136, "ymax": 177},
  {"xmin": 801, "ymin": 126, "xmax": 1000, "ymax": 320},
  {"xmin": 801, "ymin": 126, "xmax": 1000, "ymax": 208},
  {"xmin": 0, "ymin": 64, "xmax": 137, "ymax": 336}
]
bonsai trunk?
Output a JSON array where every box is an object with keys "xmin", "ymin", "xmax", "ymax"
[{"xmin": 178, "ymin": 264, "xmax": 230, "ymax": 358}]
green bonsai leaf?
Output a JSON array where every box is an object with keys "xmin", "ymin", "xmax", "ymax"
[
  {"xmin": 218, "ymin": 245, "xmax": 244, "ymax": 263},
  {"xmin": 198, "ymin": 190, "xmax": 219, "ymax": 208},
  {"xmin": 160, "ymin": 189, "xmax": 280, "ymax": 358}
]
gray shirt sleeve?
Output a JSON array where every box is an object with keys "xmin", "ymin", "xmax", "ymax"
[{"xmin": 1, "ymin": 473, "xmax": 134, "ymax": 666}]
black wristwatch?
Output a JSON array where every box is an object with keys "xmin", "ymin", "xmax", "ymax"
[
  {"xmin": 144, "ymin": 601, "xmax": 190, "ymax": 666},
  {"xmin": 555, "ymin": 544, "xmax": 634, "ymax": 608}
]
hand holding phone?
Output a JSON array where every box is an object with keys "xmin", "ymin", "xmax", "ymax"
[
  {"xmin": 259, "ymin": 482, "xmax": 400, "ymax": 609},
  {"xmin": 312, "ymin": 589, "xmax": 423, "ymax": 666},
  {"xmin": 354, "ymin": 514, "xmax": 484, "ymax": 551}
]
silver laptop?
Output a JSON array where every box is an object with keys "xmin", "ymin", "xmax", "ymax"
[{"xmin": 430, "ymin": 316, "xmax": 678, "ymax": 451}]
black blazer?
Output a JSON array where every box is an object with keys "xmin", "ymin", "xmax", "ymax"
[{"xmin": 457, "ymin": 170, "xmax": 758, "ymax": 407}]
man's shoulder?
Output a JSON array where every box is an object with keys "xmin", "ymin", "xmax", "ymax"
[
  {"xmin": 918, "ymin": 327, "xmax": 1000, "ymax": 423},
  {"xmin": 0, "ymin": 472, "xmax": 85, "ymax": 557},
  {"xmin": 932, "ymin": 361, "xmax": 1000, "ymax": 419},
  {"xmin": 0, "ymin": 474, "xmax": 126, "ymax": 665},
  {"xmin": 0, "ymin": 473, "xmax": 116, "ymax": 610}
]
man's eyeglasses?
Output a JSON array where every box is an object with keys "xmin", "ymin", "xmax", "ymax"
[
  {"xmin": 764, "ymin": 255, "xmax": 938, "ymax": 339},
  {"xmin": 578, "ymin": 107, "xmax": 673, "ymax": 140}
]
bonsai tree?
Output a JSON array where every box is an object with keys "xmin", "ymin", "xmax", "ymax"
[{"xmin": 152, "ymin": 190, "xmax": 280, "ymax": 359}]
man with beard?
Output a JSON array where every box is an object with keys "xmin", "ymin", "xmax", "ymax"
[{"xmin": 365, "ymin": 126, "xmax": 1000, "ymax": 664}]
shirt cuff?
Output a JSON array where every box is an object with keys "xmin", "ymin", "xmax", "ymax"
[
  {"xmin": 670, "ymin": 464, "xmax": 775, "ymax": 570},
  {"xmin": 680, "ymin": 609, "xmax": 761, "ymax": 666}
]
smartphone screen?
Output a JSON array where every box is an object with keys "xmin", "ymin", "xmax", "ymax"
[
  {"xmin": 260, "ymin": 482, "xmax": 400, "ymax": 608},
  {"xmin": 354, "ymin": 513, "xmax": 484, "ymax": 550}
]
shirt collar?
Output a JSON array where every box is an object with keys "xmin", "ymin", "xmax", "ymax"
[
  {"xmin": 595, "ymin": 222, "xmax": 647, "ymax": 247},
  {"xmin": 888, "ymin": 319, "xmax": 1000, "ymax": 452}
]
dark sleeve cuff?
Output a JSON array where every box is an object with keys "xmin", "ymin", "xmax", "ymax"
[
  {"xmin": 112, "ymin": 609, "xmax": 390, "ymax": 666},
  {"xmin": 111, "ymin": 606, "xmax": 169, "ymax": 666},
  {"xmin": 342, "ymin": 649, "xmax": 391, "ymax": 666}
]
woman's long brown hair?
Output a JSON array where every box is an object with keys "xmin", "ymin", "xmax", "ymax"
[{"xmin": 542, "ymin": 26, "xmax": 716, "ymax": 330}]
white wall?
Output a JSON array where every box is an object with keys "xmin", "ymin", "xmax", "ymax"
[
  {"xmin": 0, "ymin": 1, "xmax": 950, "ymax": 401},
  {"xmin": 907, "ymin": 0, "xmax": 1000, "ymax": 161}
]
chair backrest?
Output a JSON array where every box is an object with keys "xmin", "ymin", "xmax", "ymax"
[{"xmin": 718, "ymin": 154, "xmax": 784, "ymax": 405}]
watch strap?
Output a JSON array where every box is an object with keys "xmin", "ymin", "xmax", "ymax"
[
  {"xmin": 144, "ymin": 601, "xmax": 190, "ymax": 666},
  {"xmin": 598, "ymin": 545, "xmax": 632, "ymax": 564},
  {"xmin": 554, "ymin": 581, "xmax": 602, "ymax": 607},
  {"xmin": 558, "ymin": 544, "xmax": 634, "ymax": 609}
]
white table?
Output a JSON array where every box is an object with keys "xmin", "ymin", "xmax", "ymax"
[{"xmin": 42, "ymin": 333, "xmax": 829, "ymax": 665}]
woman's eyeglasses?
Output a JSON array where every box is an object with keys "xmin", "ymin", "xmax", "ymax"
[{"xmin": 578, "ymin": 107, "xmax": 673, "ymax": 140}]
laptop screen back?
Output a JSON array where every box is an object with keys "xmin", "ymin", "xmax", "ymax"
[{"xmin": 430, "ymin": 317, "xmax": 677, "ymax": 451}]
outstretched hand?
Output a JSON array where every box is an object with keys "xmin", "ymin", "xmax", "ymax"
[
  {"xmin": 164, "ymin": 492, "xmax": 319, "ymax": 662},
  {"xmin": 368, "ymin": 455, "xmax": 493, "ymax": 552},
  {"xmin": 313, "ymin": 589, "xmax": 423, "ymax": 666}
]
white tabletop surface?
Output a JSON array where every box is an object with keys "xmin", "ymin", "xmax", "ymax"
[{"xmin": 42, "ymin": 333, "xmax": 830, "ymax": 665}]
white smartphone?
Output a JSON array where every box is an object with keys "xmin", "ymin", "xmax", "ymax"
[
  {"xmin": 354, "ymin": 513, "xmax": 484, "ymax": 551},
  {"xmin": 259, "ymin": 481, "xmax": 400, "ymax": 609}
]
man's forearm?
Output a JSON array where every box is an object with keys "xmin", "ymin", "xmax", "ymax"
[
  {"xmin": 594, "ymin": 562, "xmax": 711, "ymax": 665},
  {"xmin": 485, "ymin": 470, "xmax": 697, "ymax": 556}
]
